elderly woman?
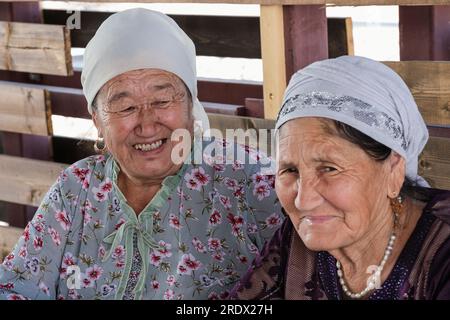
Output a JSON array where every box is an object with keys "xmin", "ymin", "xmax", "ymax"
[
  {"xmin": 0, "ymin": 9, "xmax": 282, "ymax": 300},
  {"xmin": 231, "ymin": 56, "xmax": 450, "ymax": 300}
]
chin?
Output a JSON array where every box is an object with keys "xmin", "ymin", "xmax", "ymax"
[{"xmin": 298, "ymin": 231, "xmax": 338, "ymax": 252}]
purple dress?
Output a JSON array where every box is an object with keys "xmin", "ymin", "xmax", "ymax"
[{"xmin": 230, "ymin": 188, "xmax": 450, "ymax": 300}]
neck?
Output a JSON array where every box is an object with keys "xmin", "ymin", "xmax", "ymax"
[
  {"xmin": 118, "ymin": 172, "xmax": 164, "ymax": 215},
  {"xmin": 330, "ymin": 197, "xmax": 424, "ymax": 295}
]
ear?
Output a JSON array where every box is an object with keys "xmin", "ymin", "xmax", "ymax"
[
  {"xmin": 92, "ymin": 111, "xmax": 103, "ymax": 138},
  {"xmin": 386, "ymin": 152, "xmax": 406, "ymax": 198}
]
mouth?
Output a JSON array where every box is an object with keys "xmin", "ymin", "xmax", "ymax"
[
  {"xmin": 133, "ymin": 138, "xmax": 168, "ymax": 152},
  {"xmin": 302, "ymin": 215, "xmax": 337, "ymax": 224}
]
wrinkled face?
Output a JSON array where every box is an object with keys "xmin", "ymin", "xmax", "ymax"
[
  {"xmin": 275, "ymin": 117, "xmax": 401, "ymax": 251},
  {"xmin": 93, "ymin": 69, "xmax": 194, "ymax": 184}
]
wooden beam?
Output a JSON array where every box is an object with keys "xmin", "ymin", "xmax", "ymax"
[
  {"xmin": 0, "ymin": 21, "xmax": 72, "ymax": 76},
  {"xmin": 4, "ymin": 0, "xmax": 450, "ymax": 5},
  {"xmin": 399, "ymin": 6, "xmax": 450, "ymax": 61},
  {"xmin": 383, "ymin": 61, "xmax": 450, "ymax": 126},
  {"xmin": 420, "ymin": 136, "xmax": 450, "ymax": 190},
  {"xmin": 0, "ymin": 154, "xmax": 67, "ymax": 207},
  {"xmin": 260, "ymin": 5, "xmax": 287, "ymax": 120},
  {"xmin": 0, "ymin": 82, "xmax": 52, "ymax": 136}
]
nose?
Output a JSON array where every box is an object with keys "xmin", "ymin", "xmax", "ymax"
[
  {"xmin": 294, "ymin": 173, "xmax": 323, "ymax": 211},
  {"xmin": 135, "ymin": 105, "xmax": 160, "ymax": 136}
]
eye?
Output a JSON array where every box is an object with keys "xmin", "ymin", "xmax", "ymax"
[
  {"xmin": 319, "ymin": 166, "xmax": 338, "ymax": 174},
  {"xmin": 280, "ymin": 167, "xmax": 299, "ymax": 175},
  {"xmin": 152, "ymin": 100, "xmax": 171, "ymax": 108}
]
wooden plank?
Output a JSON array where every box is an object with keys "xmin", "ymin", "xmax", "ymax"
[
  {"xmin": 0, "ymin": 154, "xmax": 67, "ymax": 207},
  {"xmin": 260, "ymin": 5, "xmax": 287, "ymax": 120},
  {"xmin": 6, "ymin": 0, "xmax": 450, "ymax": 5},
  {"xmin": 419, "ymin": 136, "xmax": 450, "ymax": 190},
  {"xmin": 0, "ymin": 21, "xmax": 72, "ymax": 76},
  {"xmin": 400, "ymin": 6, "xmax": 450, "ymax": 61},
  {"xmin": 0, "ymin": 82, "xmax": 52, "ymax": 136},
  {"xmin": 43, "ymin": 10, "xmax": 352, "ymax": 60},
  {"xmin": 0, "ymin": 225, "xmax": 23, "ymax": 260},
  {"xmin": 383, "ymin": 61, "xmax": 450, "ymax": 126}
]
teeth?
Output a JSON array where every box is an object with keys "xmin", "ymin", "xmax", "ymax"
[{"xmin": 134, "ymin": 140, "xmax": 163, "ymax": 151}]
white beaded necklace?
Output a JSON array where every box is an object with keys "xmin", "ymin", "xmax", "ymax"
[{"xmin": 336, "ymin": 232, "xmax": 397, "ymax": 299}]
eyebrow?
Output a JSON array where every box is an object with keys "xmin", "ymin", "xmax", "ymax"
[{"xmin": 107, "ymin": 91, "xmax": 130, "ymax": 104}]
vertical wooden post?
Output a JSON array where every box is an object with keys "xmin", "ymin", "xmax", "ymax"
[
  {"xmin": 0, "ymin": 2, "xmax": 52, "ymax": 227},
  {"xmin": 260, "ymin": 5, "xmax": 287, "ymax": 120},
  {"xmin": 259, "ymin": 5, "xmax": 328, "ymax": 120},
  {"xmin": 399, "ymin": 6, "xmax": 450, "ymax": 61}
]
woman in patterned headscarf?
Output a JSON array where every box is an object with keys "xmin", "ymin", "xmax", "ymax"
[{"xmin": 231, "ymin": 56, "xmax": 450, "ymax": 300}]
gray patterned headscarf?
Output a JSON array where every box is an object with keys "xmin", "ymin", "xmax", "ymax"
[{"xmin": 275, "ymin": 55, "xmax": 429, "ymax": 187}]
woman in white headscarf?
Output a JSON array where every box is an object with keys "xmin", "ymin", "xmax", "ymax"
[
  {"xmin": 231, "ymin": 56, "xmax": 450, "ymax": 300},
  {"xmin": 0, "ymin": 9, "xmax": 282, "ymax": 300}
]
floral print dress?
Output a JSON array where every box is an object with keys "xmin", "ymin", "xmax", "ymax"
[{"xmin": 0, "ymin": 140, "xmax": 283, "ymax": 300}]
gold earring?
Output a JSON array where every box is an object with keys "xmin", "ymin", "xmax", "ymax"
[
  {"xmin": 390, "ymin": 195, "xmax": 404, "ymax": 228},
  {"xmin": 94, "ymin": 137, "xmax": 106, "ymax": 153}
]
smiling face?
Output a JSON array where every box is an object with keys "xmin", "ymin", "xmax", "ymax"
[
  {"xmin": 93, "ymin": 68, "xmax": 194, "ymax": 184},
  {"xmin": 275, "ymin": 117, "xmax": 404, "ymax": 252}
]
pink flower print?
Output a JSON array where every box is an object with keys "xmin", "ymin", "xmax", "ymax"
[
  {"xmin": 48, "ymin": 227, "xmax": 61, "ymax": 246},
  {"xmin": 32, "ymin": 221, "xmax": 45, "ymax": 234},
  {"xmin": 81, "ymin": 276, "xmax": 94, "ymax": 289},
  {"xmin": 207, "ymin": 238, "xmax": 223, "ymax": 251},
  {"xmin": 208, "ymin": 292, "xmax": 219, "ymax": 300},
  {"xmin": 265, "ymin": 212, "xmax": 282, "ymax": 228},
  {"xmin": 62, "ymin": 252, "xmax": 76, "ymax": 268},
  {"xmin": 111, "ymin": 245, "xmax": 125, "ymax": 259},
  {"xmin": 23, "ymin": 224, "xmax": 30, "ymax": 242},
  {"xmin": 115, "ymin": 218, "xmax": 126, "ymax": 230},
  {"xmin": 0, "ymin": 283, "xmax": 14, "ymax": 290},
  {"xmin": 163, "ymin": 289, "xmax": 174, "ymax": 300},
  {"xmin": 39, "ymin": 281, "xmax": 50, "ymax": 296},
  {"xmin": 219, "ymin": 291, "xmax": 230, "ymax": 299},
  {"xmin": 184, "ymin": 172, "xmax": 201, "ymax": 191},
  {"xmin": 169, "ymin": 214, "xmax": 182, "ymax": 230},
  {"xmin": 238, "ymin": 255, "xmax": 248, "ymax": 264},
  {"xmin": 33, "ymin": 236, "xmax": 43, "ymax": 251},
  {"xmin": 253, "ymin": 181, "xmax": 271, "ymax": 200},
  {"xmin": 7, "ymin": 294, "xmax": 27, "ymax": 300},
  {"xmin": 177, "ymin": 263, "xmax": 189, "ymax": 275},
  {"xmin": 157, "ymin": 241, "xmax": 172, "ymax": 258},
  {"xmin": 166, "ymin": 275, "xmax": 176, "ymax": 286},
  {"xmin": 116, "ymin": 259, "xmax": 125, "ymax": 269},
  {"xmin": 151, "ymin": 280, "xmax": 160, "ymax": 290},
  {"xmin": 192, "ymin": 237, "xmax": 207, "ymax": 254},
  {"xmin": 98, "ymin": 245, "xmax": 106, "ymax": 259},
  {"xmin": 219, "ymin": 195, "xmax": 232, "ymax": 209},
  {"xmin": 55, "ymin": 210, "xmax": 71, "ymax": 231},
  {"xmin": 208, "ymin": 209, "xmax": 222, "ymax": 226},
  {"xmin": 92, "ymin": 187, "xmax": 107, "ymax": 202},
  {"xmin": 85, "ymin": 264, "xmax": 103, "ymax": 281},
  {"xmin": 232, "ymin": 160, "xmax": 243, "ymax": 171},
  {"xmin": 182, "ymin": 253, "xmax": 202, "ymax": 271},
  {"xmin": 72, "ymin": 167, "xmax": 90, "ymax": 184},
  {"xmin": 192, "ymin": 167, "xmax": 210, "ymax": 186},
  {"xmin": 227, "ymin": 213, "xmax": 243, "ymax": 227},
  {"xmin": 18, "ymin": 245, "xmax": 27, "ymax": 259},
  {"xmin": 251, "ymin": 173, "xmax": 266, "ymax": 184},
  {"xmin": 212, "ymin": 251, "xmax": 225, "ymax": 262},
  {"xmin": 150, "ymin": 252, "xmax": 163, "ymax": 267},
  {"xmin": 99, "ymin": 178, "xmax": 113, "ymax": 193},
  {"xmin": 224, "ymin": 177, "xmax": 238, "ymax": 190},
  {"xmin": 177, "ymin": 254, "xmax": 202, "ymax": 275}
]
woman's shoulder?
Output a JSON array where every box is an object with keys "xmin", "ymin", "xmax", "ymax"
[
  {"xmin": 424, "ymin": 188, "xmax": 450, "ymax": 225},
  {"xmin": 57, "ymin": 154, "xmax": 109, "ymax": 187}
]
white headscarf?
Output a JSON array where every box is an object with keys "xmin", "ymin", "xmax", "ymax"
[
  {"xmin": 276, "ymin": 55, "xmax": 429, "ymax": 187},
  {"xmin": 81, "ymin": 8, "xmax": 210, "ymax": 132}
]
